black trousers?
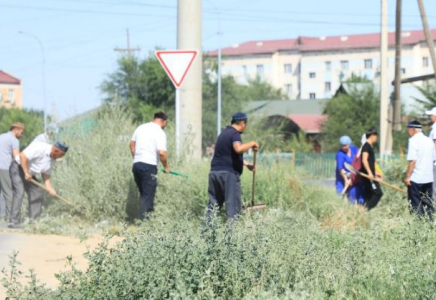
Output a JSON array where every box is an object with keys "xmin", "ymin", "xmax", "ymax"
[
  {"xmin": 407, "ymin": 181, "xmax": 434, "ymax": 220},
  {"xmin": 206, "ymin": 171, "xmax": 242, "ymax": 221},
  {"xmin": 132, "ymin": 162, "xmax": 157, "ymax": 220},
  {"xmin": 363, "ymin": 179, "xmax": 383, "ymax": 210}
]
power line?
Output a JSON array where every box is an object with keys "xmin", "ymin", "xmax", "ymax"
[{"xmin": 114, "ymin": 29, "xmax": 140, "ymax": 56}]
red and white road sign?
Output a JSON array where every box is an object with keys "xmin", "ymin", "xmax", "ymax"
[{"xmin": 155, "ymin": 50, "xmax": 198, "ymax": 89}]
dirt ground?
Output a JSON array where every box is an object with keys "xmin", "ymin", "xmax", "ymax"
[{"xmin": 0, "ymin": 230, "xmax": 123, "ymax": 299}]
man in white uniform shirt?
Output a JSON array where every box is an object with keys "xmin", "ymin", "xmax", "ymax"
[
  {"xmin": 404, "ymin": 120, "xmax": 436, "ymax": 220},
  {"xmin": 130, "ymin": 112, "xmax": 170, "ymax": 220},
  {"xmin": 425, "ymin": 107, "xmax": 436, "ymax": 201},
  {"xmin": 9, "ymin": 141, "xmax": 68, "ymax": 228}
]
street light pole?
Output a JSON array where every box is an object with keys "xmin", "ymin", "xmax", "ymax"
[{"xmin": 19, "ymin": 31, "xmax": 47, "ymax": 131}]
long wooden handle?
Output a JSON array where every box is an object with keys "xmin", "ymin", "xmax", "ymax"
[
  {"xmin": 356, "ymin": 171, "xmax": 407, "ymax": 194},
  {"xmin": 251, "ymin": 150, "xmax": 257, "ymax": 207},
  {"xmin": 30, "ymin": 179, "xmax": 75, "ymax": 207}
]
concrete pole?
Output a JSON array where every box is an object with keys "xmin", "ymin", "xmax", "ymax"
[
  {"xmin": 393, "ymin": 0, "xmax": 402, "ymax": 131},
  {"xmin": 19, "ymin": 31, "xmax": 47, "ymax": 131},
  {"xmin": 380, "ymin": 0, "xmax": 393, "ymax": 157},
  {"xmin": 217, "ymin": 46, "xmax": 222, "ymax": 136},
  {"xmin": 177, "ymin": 0, "xmax": 202, "ymax": 159},
  {"xmin": 417, "ymin": 0, "xmax": 436, "ymax": 80}
]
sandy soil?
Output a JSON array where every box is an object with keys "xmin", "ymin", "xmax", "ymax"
[{"xmin": 0, "ymin": 231, "xmax": 123, "ymax": 299}]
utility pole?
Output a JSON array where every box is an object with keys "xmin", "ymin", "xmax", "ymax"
[
  {"xmin": 178, "ymin": 0, "xmax": 202, "ymax": 159},
  {"xmin": 380, "ymin": 0, "xmax": 393, "ymax": 157},
  {"xmin": 417, "ymin": 0, "xmax": 436, "ymax": 80},
  {"xmin": 114, "ymin": 29, "xmax": 140, "ymax": 57},
  {"xmin": 393, "ymin": 0, "xmax": 402, "ymax": 131},
  {"xmin": 19, "ymin": 31, "xmax": 47, "ymax": 131}
]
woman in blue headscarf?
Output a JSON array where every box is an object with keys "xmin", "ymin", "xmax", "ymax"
[{"xmin": 335, "ymin": 136, "xmax": 364, "ymax": 204}]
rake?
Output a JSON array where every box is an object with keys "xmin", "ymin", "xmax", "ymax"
[
  {"xmin": 245, "ymin": 150, "xmax": 266, "ymax": 211},
  {"xmin": 344, "ymin": 162, "xmax": 406, "ymax": 194}
]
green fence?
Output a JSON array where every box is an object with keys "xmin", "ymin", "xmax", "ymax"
[{"xmin": 245, "ymin": 152, "xmax": 402, "ymax": 179}]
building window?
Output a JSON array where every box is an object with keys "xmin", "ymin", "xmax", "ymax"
[
  {"xmin": 285, "ymin": 84, "xmax": 292, "ymax": 97},
  {"xmin": 325, "ymin": 61, "xmax": 332, "ymax": 71},
  {"xmin": 309, "ymin": 93, "xmax": 316, "ymax": 99},
  {"xmin": 325, "ymin": 82, "xmax": 331, "ymax": 92},
  {"xmin": 8, "ymin": 89, "xmax": 15, "ymax": 104},
  {"xmin": 242, "ymin": 65, "xmax": 248, "ymax": 77},
  {"xmin": 341, "ymin": 60, "xmax": 349, "ymax": 70},
  {"xmin": 284, "ymin": 64, "xmax": 292, "ymax": 73},
  {"xmin": 364, "ymin": 59, "xmax": 373, "ymax": 69},
  {"xmin": 401, "ymin": 68, "xmax": 406, "ymax": 74},
  {"xmin": 423, "ymin": 57, "xmax": 429, "ymax": 67},
  {"xmin": 309, "ymin": 72, "xmax": 316, "ymax": 78},
  {"xmin": 256, "ymin": 64, "xmax": 264, "ymax": 79}
]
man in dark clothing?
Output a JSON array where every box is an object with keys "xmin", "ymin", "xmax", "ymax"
[
  {"xmin": 360, "ymin": 128, "xmax": 383, "ymax": 210},
  {"xmin": 205, "ymin": 112, "xmax": 258, "ymax": 222}
]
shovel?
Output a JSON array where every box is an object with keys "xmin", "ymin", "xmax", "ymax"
[
  {"xmin": 30, "ymin": 179, "xmax": 75, "ymax": 207},
  {"xmin": 245, "ymin": 150, "xmax": 266, "ymax": 211},
  {"xmin": 344, "ymin": 162, "xmax": 407, "ymax": 194}
]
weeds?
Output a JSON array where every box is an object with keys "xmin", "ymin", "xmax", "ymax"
[{"xmin": 5, "ymin": 107, "xmax": 432, "ymax": 299}]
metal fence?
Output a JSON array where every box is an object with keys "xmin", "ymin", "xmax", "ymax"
[{"xmin": 245, "ymin": 152, "xmax": 402, "ymax": 179}]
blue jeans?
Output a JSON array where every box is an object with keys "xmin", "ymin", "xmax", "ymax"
[{"xmin": 132, "ymin": 162, "xmax": 157, "ymax": 220}]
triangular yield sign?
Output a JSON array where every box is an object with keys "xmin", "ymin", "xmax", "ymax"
[{"xmin": 155, "ymin": 50, "xmax": 198, "ymax": 89}]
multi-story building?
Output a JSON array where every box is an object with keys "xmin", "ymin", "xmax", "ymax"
[
  {"xmin": 0, "ymin": 70, "xmax": 22, "ymax": 109},
  {"xmin": 208, "ymin": 29, "xmax": 436, "ymax": 101}
]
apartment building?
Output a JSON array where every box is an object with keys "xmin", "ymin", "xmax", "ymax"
[
  {"xmin": 208, "ymin": 29, "xmax": 436, "ymax": 101},
  {"xmin": 0, "ymin": 70, "xmax": 22, "ymax": 109}
]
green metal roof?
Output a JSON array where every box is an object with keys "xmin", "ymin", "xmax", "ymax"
[{"xmin": 245, "ymin": 99, "xmax": 329, "ymax": 117}]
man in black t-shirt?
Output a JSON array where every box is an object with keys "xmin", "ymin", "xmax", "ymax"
[
  {"xmin": 205, "ymin": 112, "xmax": 258, "ymax": 222},
  {"xmin": 360, "ymin": 128, "xmax": 383, "ymax": 210}
]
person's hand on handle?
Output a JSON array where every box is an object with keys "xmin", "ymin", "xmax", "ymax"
[
  {"xmin": 164, "ymin": 166, "xmax": 171, "ymax": 174},
  {"xmin": 24, "ymin": 172, "xmax": 33, "ymax": 182},
  {"xmin": 47, "ymin": 187, "xmax": 57, "ymax": 197},
  {"xmin": 251, "ymin": 141, "xmax": 259, "ymax": 151},
  {"xmin": 246, "ymin": 163, "xmax": 256, "ymax": 172},
  {"xmin": 404, "ymin": 176, "xmax": 411, "ymax": 186}
]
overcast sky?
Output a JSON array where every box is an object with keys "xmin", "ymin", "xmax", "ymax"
[{"xmin": 1, "ymin": 0, "xmax": 435, "ymax": 120}]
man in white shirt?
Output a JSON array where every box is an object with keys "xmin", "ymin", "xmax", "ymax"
[
  {"xmin": 130, "ymin": 112, "xmax": 170, "ymax": 220},
  {"xmin": 0, "ymin": 122, "xmax": 24, "ymax": 221},
  {"xmin": 425, "ymin": 107, "xmax": 436, "ymax": 201},
  {"xmin": 404, "ymin": 120, "xmax": 436, "ymax": 220},
  {"xmin": 9, "ymin": 141, "xmax": 68, "ymax": 228}
]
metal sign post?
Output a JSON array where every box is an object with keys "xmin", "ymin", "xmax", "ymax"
[{"xmin": 155, "ymin": 50, "xmax": 198, "ymax": 156}]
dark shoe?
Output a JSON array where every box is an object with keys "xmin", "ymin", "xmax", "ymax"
[{"xmin": 7, "ymin": 223, "xmax": 23, "ymax": 229}]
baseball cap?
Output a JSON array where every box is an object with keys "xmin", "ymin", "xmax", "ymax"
[
  {"xmin": 407, "ymin": 120, "xmax": 422, "ymax": 129},
  {"xmin": 339, "ymin": 135, "xmax": 352, "ymax": 146},
  {"xmin": 425, "ymin": 107, "xmax": 436, "ymax": 116},
  {"xmin": 231, "ymin": 112, "xmax": 248, "ymax": 122}
]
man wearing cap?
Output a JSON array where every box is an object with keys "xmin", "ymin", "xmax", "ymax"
[
  {"xmin": 9, "ymin": 141, "xmax": 68, "ymax": 227},
  {"xmin": 0, "ymin": 123, "xmax": 25, "ymax": 221},
  {"xmin": 360, "ymin": 128, "xmax": 383, "ymax": 210},
  {"xmin": 404, "ymin": 120, "xmax": 436, "ymax": 220},
  {"xmin": 130, "ymin": 112, "xmax": 170, "ymax": 220},
  {"xmin": 425, "ymin": 107, "xmax": 436, "ymax": 201},
  {"xmin": 205, "ymin": 112, "xmax": 258, "ymax": 223},
  {"xmin": 335, "ymin": 136, "xmax": 363, "ymax": 204}
]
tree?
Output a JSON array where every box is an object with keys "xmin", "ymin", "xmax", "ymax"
[
  {"xmin": 321, "ymin": 80, "xmax": 409, "ymax": 153},
  {"xmin": 101, "ymin": 54, "xmax": 287, "ymax": 152},
  {"xmin": 413, "ymin": 80, "xmax": 436, "ymax": 110},
  {"xmin": 321, "ymin": 83, "xmax": 380, "ymax": 152},
  {"xmin": 0, "ymin": 108, "xmax": 44, "ymax": 149},
  {"xmin": 100, "ymin": 54, "xmax": 175, "ymax": 123}
]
